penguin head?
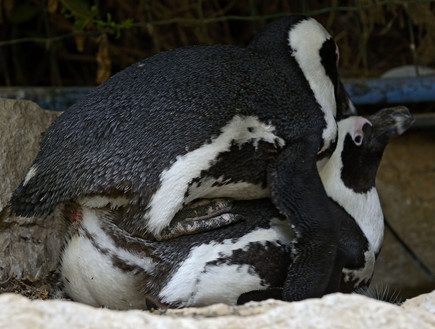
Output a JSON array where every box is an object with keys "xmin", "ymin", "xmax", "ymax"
[
  {"xmin": 286, "ymin": 15, "xmax": 356, "ymax": 120},
  {"xmin": 249, "ymin": 15, "xmax": 356, "ymax": 159},
  {"xmin": 249, "ymin": 15, "xmax": 356, "ymax": 121},
  {"xmin": 321, "ymin": 106, "xmax": 413, "ymax": 226},
  {"xmin": 339, "ymin": 106, "xmax": 414, "ymax": 194}
]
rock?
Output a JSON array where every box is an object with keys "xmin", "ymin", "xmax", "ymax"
[
  {"xmin": 0, "ymin": 98, "xmax": 65, "ymax": 281},
  {"xmin": 373, "ymin": 132, "xmax": 435, "ymax": 298},
  {"xmin": 402, "ymin": 290, "xmax": 435, "ymax": 315},
  {"xmin": 0, "ymin": 292, "xmax": 435, "ymax": 329}
]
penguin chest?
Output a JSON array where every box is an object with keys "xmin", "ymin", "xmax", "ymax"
[
  {"xmin": 60, "ymin": 208, "xmax": 156, "ymax": 310},
  {"xmin": 145, "ymin": 115, "xmax": 285, "ymax": 235}
]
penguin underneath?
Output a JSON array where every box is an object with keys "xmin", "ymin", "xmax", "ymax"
[
  {"xmin": 11, "ymin": 15, "xmax": 356, "ymax": 300},
  {"xmin": 59, "ymin": 106, "xmax": 413, "ymax": 309}
]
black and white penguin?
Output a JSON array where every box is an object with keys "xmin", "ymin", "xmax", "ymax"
[
  {"xmin": 11, "ymin": 15, "xmax": 356, "ymax": 300},
  {"xmin": 59, "ymin": 107, "xmax": 413, "ymax": 309}
]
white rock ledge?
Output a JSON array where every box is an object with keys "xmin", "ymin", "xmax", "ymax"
[{"xmin": 1, "ymin": 292, "xmax": 434, "ymax": 329}]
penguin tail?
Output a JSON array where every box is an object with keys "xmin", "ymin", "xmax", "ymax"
[{"xmin": 9, "ymin": 179, "xmax": 56, "ymax": 218}]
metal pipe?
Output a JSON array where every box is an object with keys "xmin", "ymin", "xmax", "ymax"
[{"xmin": 345, "ymin": 76, "xmax": 435, "ymax": 105}]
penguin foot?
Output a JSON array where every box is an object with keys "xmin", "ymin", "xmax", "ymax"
[
  {"xmin": 174, "ymin": 198, "xmax": 234, "ymax": 221},
  {"xmin": 237, "ymin": 288, "xmax": 284, "ymax": 304},
  {"xmin": 145, "ymin": 295, "xmax": 168, "ymax": 311},
  {"xmin": 155, "ymin": 198, "xmax": 243, "ymax": 240}
]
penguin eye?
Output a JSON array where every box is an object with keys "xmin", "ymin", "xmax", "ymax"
[{"xmin": 353, "ymin": 133, "xmax": 363, "ymax": 146}]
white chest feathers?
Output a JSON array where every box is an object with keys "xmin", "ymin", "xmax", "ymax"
[
  {"xmin": 318, "ymin": 119, "xmax": 384, "ymax": 254},
  {"xmin": 60, "ymin": 208, "xmax": 155, "ymax": 310}
]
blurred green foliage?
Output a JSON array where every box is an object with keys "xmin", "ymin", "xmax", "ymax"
[{"xmin": 60, "ymin": 0, "xmax": 133, "ymax": 38}]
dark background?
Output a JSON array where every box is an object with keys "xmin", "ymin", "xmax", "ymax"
[{"xmin": 1, "ymin": 0, "xmax": 434, "ymax": 87}]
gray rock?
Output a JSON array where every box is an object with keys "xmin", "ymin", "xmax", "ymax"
[
  {"xmin": 0, "ymin": 98, "xmax": 64, "ymax": 280},
  {"xmin": 0, "ymin": 291, "xmax": 434, "ymax": 329}
]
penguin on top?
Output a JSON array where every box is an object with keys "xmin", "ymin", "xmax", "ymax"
[
  {"xmin": 11, "ymin": 15, "xmax": 356, "ymax": 301},
  {"xmin": 59, "ymin": 107, "xmax": 414, "ymax": 310}
]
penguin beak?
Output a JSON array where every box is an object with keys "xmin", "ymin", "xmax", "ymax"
[
  {"xmin": 365, "ymin": 106, "xmax": 414, "ymax": 149},
  {"xmin": 336, "ymin": 81, "xmax": 358, "ymax": 118}
]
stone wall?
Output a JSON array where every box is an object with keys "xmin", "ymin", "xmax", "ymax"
[
  {"xmin": 0, "ymin": 98, "xmax": 64, "ymax": 281},
  {"xmin": 373, "ymin": 131, "xmax": 435, "ymax": 299}
]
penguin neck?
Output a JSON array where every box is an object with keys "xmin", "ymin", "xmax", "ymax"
[
  {"xmin": 319, "ymin": 145, "xmax": 384, "ymax": 254},
  {"xmin": 287, "ymin": 18, "xmax": 337, "ymax": 153}
]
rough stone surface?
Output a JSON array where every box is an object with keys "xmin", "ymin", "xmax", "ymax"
[
  {"xmin": 402, "ymin": 290, "xmax": 435, "ymax": 314},
  {"xmin": 373, "ymin": 132, "xmax": 435, "ymax": 298},
  {"xmin": 0, "ymin": 292, "xmax": 435, "ymax": 329},
  {"xmin": 0, "ymin": 98, "xmax": 64, "ymax": 280}
]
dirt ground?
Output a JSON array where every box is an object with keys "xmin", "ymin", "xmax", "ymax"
[{"xmin": 0, "ymin": 272, "xmax": 68, "ymax": 301}]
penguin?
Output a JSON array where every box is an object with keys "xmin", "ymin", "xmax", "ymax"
[
  {"xmin": 59, "ymin": 107, "xmax": 413, "ymax": 309},
  {"xmin": 11, "ymin": 15, "xmax": 356, "ymax": 300}
]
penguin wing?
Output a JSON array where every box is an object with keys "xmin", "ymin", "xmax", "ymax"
[{"xmin": 10, "ymin": 45, "xmax": 245, "ymax": 216}]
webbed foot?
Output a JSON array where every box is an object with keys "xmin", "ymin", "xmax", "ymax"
[
  {"xmin": 237, "ymin": 288, "xmax": 284, "ymax": 304},
  {"xmin": 154, "ymin": 198, "xmax": 244, "ymax": 240}
]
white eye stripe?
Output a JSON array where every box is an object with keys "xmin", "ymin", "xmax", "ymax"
[
  {"xmin": 287, "ymin": 18, "xmax": 337, "ymax": 154},
  {"xmin": 352, "ymin": 117, "xmax": 371, "ymax": 146}
]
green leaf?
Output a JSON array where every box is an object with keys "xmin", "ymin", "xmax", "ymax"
[{"xmin": 60, "ymin": 0, "xmax": 93, "ymax": 20}]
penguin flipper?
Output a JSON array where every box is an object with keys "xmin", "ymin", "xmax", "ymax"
[{"xmin": 268, "ymin": 134, "xmax": 340, "ymax": 301}]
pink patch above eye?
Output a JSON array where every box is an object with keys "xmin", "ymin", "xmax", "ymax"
[{"xmin": 71, "ymin": 208, "xmax": 82, "ymax": 222}]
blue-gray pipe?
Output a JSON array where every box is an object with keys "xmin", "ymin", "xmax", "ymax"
[{"xmin": 346, "ymin": 76, "xmax": 435, "ymax": 105}]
